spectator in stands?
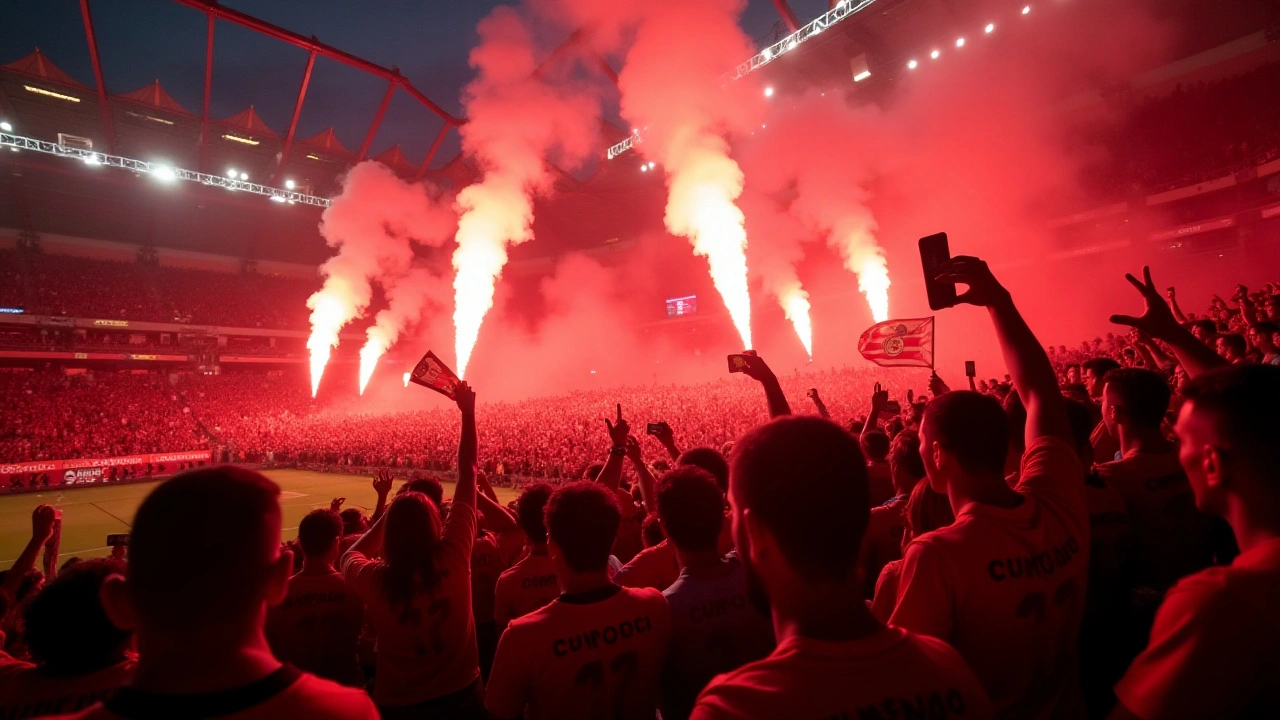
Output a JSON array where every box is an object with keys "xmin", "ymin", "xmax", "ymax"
[
  {"xmin": 340, "ymin": 383, "xmax": 483, "ymax": 719},
  {"xmin": 0, "ymin": 558, "xmax": 132, "ymax": 718},
  {"xmin": 68, "ymin": 466, "xmax": 376, "ymax": 719},
  {"xmin": 485, "ymin": 481, "xmax": 672, "ymax": 720},
  {"xmin": 858, "ymin": 429, "xmax": 923, "ymax": 598},
  {"xmin": 1248, "ymin": 321, "xmax": 1279, "ymax": 365},
  {"xmin": 493, "ymin": 484, "xmax": 558, "ymax": 635},
  {"xmin": 1216, "ymin": 333, "xmax": 1247, "ymax": 364},
  {"xmin": 1112, "ymin": 365, "xmax": 1280, "ymax": 719},
  {"xmin": 266, "ymin": 509, "xmax": 364, "ymax": 687},
  {"xmin": 889, "ymin": 256, "xmax": 1088, "ymax": 717},
  {"xmin": 870, "ymin": 473, "xmax": 955, "ymax": 623},
  {"xmin": 657, "ymin": 466, "xmax": 773, "ymax": 720},
  {"xmin": 693, "ymin": 411, "xmax": 989, "ymax": 719}
]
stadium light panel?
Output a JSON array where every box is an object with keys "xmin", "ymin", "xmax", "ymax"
[
  {"xmin": 240, "ymin": 173, "xmax": 249, "ymax": 181},
  {"xmin": 956, "ymin": 37, "xmax": 965, "ymax": 48},
  {"xmin": 285, "ymin": 179, "xmax": 296, "ymax": 189},
  {"xmin": 640, "ymin": 163, "xmax": 648, "ymax": 172},
  {"xmin": 25, "ymin": 85, "xmax": 80, "ymax": 103},
  {"xmin": 222, "ymin": 134, "xmax": 260, "ymax": 146},
  {"xmin": 83, "ymin": 154, "xmax": 99, "ymax": 166},
  {"xmin": 227, "ymin": 168, "xmax": 238, "ymax": 179},
  {"xmin": 931, "ymin": 49, "xmax": 941, "ymax": 59},
  {"xmin": 764, "ymin": 86, "xmax": 774, "ymax": 97},
  {"xmin": 985, "ymin": 23, "xmax": 995, "ymax": 33},
  {"xmin": 1022, "ymin": 5, "xmax": 1031, "ymax": 15},
  {"xmin": 269, "ymin": 195, "xmax": 286, "ymax": 203},
  {"xmin": 0, "ymin": 121, "xmax": 11, "ymax": 132},
  {"xmin": 150, "ymin": 165, "xmax": 176, "ymax": 182},
  {"xmin": 853, "ymin": 70, "xmax": 872, "ymax": 82},
  {"xmin": 908, "ymin": 59, "xmax": 918, "ymax": 69},
  {"xmin": 647, "ymin": 162, "xmax": 656, "ymax": 170}
]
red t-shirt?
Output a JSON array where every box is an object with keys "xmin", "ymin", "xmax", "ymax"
[
  {"xmin": 55, "ymin": 665, "xmax": 377, "ymax": 720},
  {"xmin": 485, "ymin": 585, "xmax": 671, "ymax": 720},
  {"xmin": 1114, "ymin": 538, "xmax": 1280, "ymax": 719},
  {"xmin": 890, "ymin": 438, "xmax": 1089, "ymax": 719},
  {"xmin": 494, "ymin": 549, "xmax": 559, "ymax": 633},
  {"xmin": 860, "ymin": 495, "xmax": 907, "ymax": 596},
  {"xmin": 691, "ymin": 627, "xmax": 992, "ymax": 720},
  {"xmin": 341, "ymin": 504, "xmax": 478, "ymax": 706},
  {"xmin": 0, "ymin": 657, "xmax": 134, "ymax": 718},
  {"xmin": 865, "ymin": 462, "xmax": 895, "ymax": 507},
  {"xmin": 265, "ymin": 569, "xmax": 365, "ymax": 687},
  {"xmin": 471, "ymin": 530, "xmax": 504, "ymax": 625},
  {"xmin": 614, "ymin": 540, "xmax": 681, "ymax": 592}
]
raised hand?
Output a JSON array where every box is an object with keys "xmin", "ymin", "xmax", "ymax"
[
  {"xmin": 372, "ymin": 468, "xmax": 393, "ymax": 497},
  {"xmin": 1110, "ymin": 266, "xmax": 1183, "ymax": 341},
  {"xmin": 870, "ymin": 382, "xmax": 889, "ymax": 413},
  {"xmin": 737, "ymin": 351, "xmax": 775, "ymax": 382},
  {"xmin": 625, "ymin": 435, "xmax": 644, "ymax": 464},
  {"xmin": 454, "ymin": 381, "xmax": 476, "ymax": 415},
  {"xmin": 32, "ymin": 505, "xmax": 56, "ymax": 543},
  {"xmin": 934, "ymin": 256, "xmax": 1010, "ymax": 308},
  {"xmin": 605, "ymin": 403, "xmax": 631, "ymax": 447},
  {"xmin": 928, "ymin": 372, "xmax": 950, "ymax": 397},
  {"xmin": 650, "ymin": 420, "xmax": 675, "ymax": 447},
  {"xmin": 330, "ymin": 497, "xmax": 346, "ymax": 512}
]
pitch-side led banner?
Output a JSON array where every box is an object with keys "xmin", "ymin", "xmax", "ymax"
[
  {"xmin": 0, "ymin": 450, "xmax": 211, "ymax": 494},
  {"xmin": 858, "ymin": 317, "xmax": 935, "ymax": 368}
]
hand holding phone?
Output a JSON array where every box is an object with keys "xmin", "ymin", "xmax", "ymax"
[{"xmin": 919, "ymin": 233, "xmax": 956, "ymax": 311}]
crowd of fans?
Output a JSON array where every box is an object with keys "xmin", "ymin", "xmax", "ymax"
[{"xmin": 0, "ymin": 255, "xmax": 1275, "ymax": 720}]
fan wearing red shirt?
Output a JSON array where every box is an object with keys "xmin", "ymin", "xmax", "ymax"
[
  {"xmin": 860, "ymin": 429, "xmax": 925, "ymax": 597},
  {"xmin": 494, "ymin": 483, "xmax": 559, "ymax": 634},
  {"xmin": 56, "ymin": 466, "xmax": 377, "ymax": 720},
  {"xmin": 692, "ymin": 359, "xmax": 991, "ymax": 719},
  {"xmin": 888, "ymin": 257, "xmax": 1089, "ymax": 719},
  {"xmin": 485, "ymin": 481, "xmax": 672, "ymax": 720},
  {"xmin": 1111, "ymin": 365, "xmax": 1280, "ymax": 719}
]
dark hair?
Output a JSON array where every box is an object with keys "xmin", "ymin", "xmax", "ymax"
[
  {"xmin": 1105, "ymin": 368, "xmax": 1170, "ymax": 429},
  {"xmin": 1182, "ymin": 365, "xmax": 1280, "ymax": 473},
  {"xmin": 731, "ymin": 416, "xmax": 868, "ymax": 581},
  {"xmin": 298, "ymin": 509, "xmax": 343, "ymax": 558},
  {"xmin": 921, "ymin": 391, "xmax": 1008, "ymax": 476},
  {"xmin": 24, "ymin": 558, "xmax": 129, "ymax": 674},
  {"xmin": 641, "ymin": 513, "xmax": 665, "ymax": 548},
  {"xmin": 128, "ymin": 466, "xmax": 281, "ymax": 631},
  {"xmin": 677, "ymin": 447, "xmax": 729, "ymax": 493},
  {"xmin": 1064, "ymin": 399, "xmax": 1097, "ymax": 460},
  {"xmin": 545, "ymin": 482, "xmax": 621, "ymax": 573},
  {"xmin": 381, "ymin": 492, "xmax": 444, "ymax": 618},
  {"xmin": 860, "ymin": 430, "xmax": 890, "ymax": 463},
  {"xmin": 581, "ymin": 462, "xmax": 605, "ymax": 481},
  {"xmin": 399, "ymin": 478, "xmax": 444, "ymax": 508},
  {"xmin": 887, "ymin": 429, "xmax": 925, "ymax": 483},
  {"xmin": 1082, "ymin": 357, "xmax": 1121, "ymax": 380},
  {"xmin": 1217, "ymin": 332, "xmax": 1247, "ymax": 357},
  {"xmin": 516, "ymin": 483, "xmax": 554, "ymax": 544},
  {"xmin": 1191, "ymin": 318, "xmax": 1217, "ymax": 337},
  {"xmin": 656, "ymin": 466, "xmax": 723, "ymax": 553},
  {"xmin": 339, "ymin": 507, "xmax": 366, "ymax": 535},
  {"xmin": 1002, "ymin": 390, "xmax": 1027, "ymax": 451},
  {"xmin": 1254, "ymin": 320, "xmax": 1278, "ymax": 337},
  {"xmin": 903, "ymin": 478, "xmax": 954, "ymax": 549}
]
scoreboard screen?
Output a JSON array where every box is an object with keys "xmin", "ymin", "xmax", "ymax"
[{"xmin": 665, "ymin": 295, "xmax": 697, "ymax": 317}]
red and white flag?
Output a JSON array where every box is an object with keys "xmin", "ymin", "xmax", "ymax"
[
  {"xmin": 858, "ymin": 317, "xmax": 935, "ymax": 368},
  {"xmin": 408, "ymin": 350, "xmax": 461, "ymax": 399}
]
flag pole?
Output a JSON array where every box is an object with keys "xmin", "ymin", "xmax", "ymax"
[{"xmin": 930, "ymin": 316, "xmax": 936, "ymax": 372}]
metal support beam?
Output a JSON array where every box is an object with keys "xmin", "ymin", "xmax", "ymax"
[
  {"xmin": 357, "ymin": 78, "xmax": 396, "ymax": 163},
  {"xmin": 171, "ymin": 0, "xmax": 462, "ymax": 125},
  {"xmin": 79, "ymin": 0, "xmax": 116, "ymax": 154},
  {"xmin": 198, "ymin": 13, "xmax": 215, "ymax": 172},
  {"xmin": 771, "ymin": 0, "xmax": 801, "ymax": 33},
  {"xmin": 274, "ymin": 49, "xmax": 317, "ymax": 181},
  {"xmin": 414, "ymin": 124, "xmax": 451, "ymax": 180}
]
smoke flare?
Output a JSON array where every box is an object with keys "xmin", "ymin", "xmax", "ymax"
[
  {"xmin": 781, "ymin": 288, "xmax": 813, "ymax": 356},
  {"xmin": 359, "ymin": 267, "xmax": 452, "ymax": 394}
]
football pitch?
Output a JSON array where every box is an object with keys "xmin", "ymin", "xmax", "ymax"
[{"xmin": 0, "ymin": 469, "xmax": 522, "ymax": 571}]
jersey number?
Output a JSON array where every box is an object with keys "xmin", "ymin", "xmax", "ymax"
[{"xmin": 573, "ymin": 650, "xmax": 639, "ymax": 720}]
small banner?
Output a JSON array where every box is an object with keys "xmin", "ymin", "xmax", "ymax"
[
  {"xmin": 858, "ymin": 317, "xmax": 935, "ymax": 368},
  {"xmin": 409, "ymin": 350, "xmax": 461, "ymax": 399}
]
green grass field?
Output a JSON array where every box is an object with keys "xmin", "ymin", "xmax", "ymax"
[{"xmin": 0, "ymin": 470, "xmax": 522, "ymax": 570}]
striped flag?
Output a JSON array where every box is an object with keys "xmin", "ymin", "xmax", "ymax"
[{"xmin": 858, "ymin": 317, "xmax": 935, "ymax": 368}]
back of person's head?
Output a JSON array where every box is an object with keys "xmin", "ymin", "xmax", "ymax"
[
  {"xmin": 641, "ymin": 513, "xmax": 665, "ymax": 548},
  {"xmin": 1190, "ymin": 318, "xmax": 1217, "ymax": 338},
  {"xmin": 887, "ymin": 429, "xmax": 925, "ymax": 494},
  {"xmin": 382, "ymin": 492, "xmax": 444, "ymax": 612},
  {"xmin": 1083, "ymin": 356, "xmax": 1121, "ymax": 381},
  {"xmin": 25, "ymin": 558, "xmax": 129, "ymax": 674},
  {"xmin": 1104, "ymin": 367, "xmax": 1170, "ymax": 431},
  {"xmin": 298, "ymin": 509, "xmax": 343, "ymax": 559},
  {"xmin": 655, "ymin": 466, "xmax": 723, "ymax": 553},
  {"xmin": 921, "ymin": 391, "xmax": 1008, "ymax": 482},
  {"xmin": 677, "ymin": 447, "xmax": 729, "ymax": 494},
  {"xmin": 339, "ymin": 507, "xmax": 367, "ymax": 536},
  {"xmin": 902, "ymin": 478, "xmax": 955, "ymax": 551},
  {"xmin": 398, "ymin": 477, "xmax": 444, "ymax": 508},
  {"xmin": 581, "ymin": 462, "xmax": 605, "ymax": 482},
  {"xmin": 730, "ymin": 416, "xmax": 868, "ymax": 583},
  {"xmin": 545, "ymin": 481, "xmax": 620, "ymax": 573},
  {"xmin": 123, "ymin": 466, "xmax": 286, "ymax": 633},
  {"xmin": 1180, "ymin": 365, "xmax": 1280, "ymax": 509},
  {"xmin": 516, "ymin": 483, "xmax": 553, "ymax": 544},
  {"xmin": 860, "ymin": 429, "xmax": 890, "ymax": 463}
]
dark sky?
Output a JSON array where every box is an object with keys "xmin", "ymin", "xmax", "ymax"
[{"xmin": 0, "ymin": 0, "xmax": 832, "ymax": 167}]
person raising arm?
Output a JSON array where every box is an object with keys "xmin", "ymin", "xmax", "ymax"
[{"xmin": 1111, "ymin": 267, "xmax": 1226, "ymax": 379}]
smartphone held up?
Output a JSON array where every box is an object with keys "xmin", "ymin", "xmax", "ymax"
[{"xmin": 919, "ymin": 232, "xmax": 957, "ymax": 311}]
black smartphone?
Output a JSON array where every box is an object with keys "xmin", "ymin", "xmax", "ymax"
[
  {"xmin": 106, "ymin": 533, "xmax": 129, "ymax": 547},
  {"xmin": 919, "ymin": 232, "xmax": 956, "ymax": 311},
  {"xmin": 884, "ymin": 399, "xmax": 903, "ymax": 414},
  {"xmin": 727, "ymin": 354, "xmax": 750, "ymax": 373},
  {"xmin": 965, "ymin": 361, "xmax": 976, "ymax": 378},
  {"xmin": 646, "ymin": 422, "xmax": 665, "ymax": 436}
]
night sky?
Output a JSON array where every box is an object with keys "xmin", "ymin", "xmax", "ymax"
[{"xmin": 1, "ymin": 0, "xmax": 833, "ymax": 167}]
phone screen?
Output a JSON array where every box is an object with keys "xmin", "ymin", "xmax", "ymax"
[
  {"xmin": 965, "ymin": 361, "xmax": 976, "ymax": 378},
  {"xmin": 919, "ymin": 232, "xmax": 956, "ymax": 311},
  {"xmin": 727, "ymin": 354, "xmax": 750, "ymax": 373},
  {"xmin": 646, "ymin": 423, "xmax": 663, "ymax": 435}
]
